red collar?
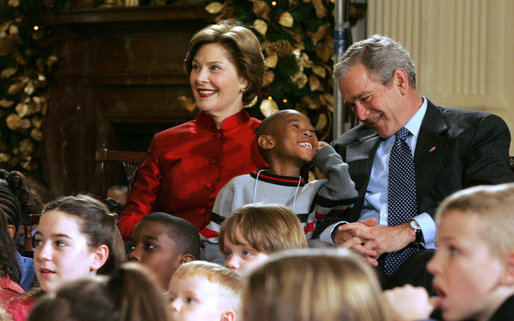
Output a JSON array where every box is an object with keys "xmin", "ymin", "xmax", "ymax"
[{"xmin": 196, "ymin": 110, "xmax": 251, "ymax": 132}]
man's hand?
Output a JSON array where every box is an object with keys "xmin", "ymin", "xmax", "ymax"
[
  {"xmin": 332, "ymin": 218, "xmax": 379, "ymax": 266},
  {"xmin": 367, "ymin": 222, "xmax": 416, "ymax": 257}
]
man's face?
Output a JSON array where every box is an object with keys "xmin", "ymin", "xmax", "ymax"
[{"xmin": 338, "ymin": 63, "xmax": 408, "ymax": 138}]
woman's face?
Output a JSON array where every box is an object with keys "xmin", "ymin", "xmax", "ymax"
[
  {"xmin": 34, "ymin": 210, "xmax": 100, "ymax": 293},
  {"xmin": 189, "ymin": 43, "xmax": 248, "ymax": 125}
]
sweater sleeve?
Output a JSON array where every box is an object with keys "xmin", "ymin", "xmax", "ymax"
[
  {"xmin": 201, "ymin": 178, "xmax": 237, "ymax": 243},
  {"xmin": 310, "ymin": 144, "xmax": 358, "ymax": 222}
]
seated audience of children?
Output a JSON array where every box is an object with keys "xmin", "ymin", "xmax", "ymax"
[
  {"xmin": 127, "ymin": 212, "xmax": 201, "ymax": 291},
  {"xmin": 384, "ymin": 183, "xmax": 514, "ymax": 321},
  {"xmin": 5, "ymin": 194, "xmax": 125, "ymax": 321},
  {"xmin": 202, "ymin": 109, "xmax": 357, "ymax": 259},
  {"xmin": 27, "ymin": 262, "xmax": 170, "ymax": 321},
  {"xmin": 219, "ymin": 204, "xmax": 308, "ymax": 272},
  {"xmin": 168, "ymin": 261, "xmax": 242, "ymax": 321},
  {"xmin": 243, "ymin": 248, "xmax": 392, "ymax": 321}
]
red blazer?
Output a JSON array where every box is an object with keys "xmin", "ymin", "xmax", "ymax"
[{"xmin": 118, "ymin": 110, "xmax": 267, "ymax": 240}]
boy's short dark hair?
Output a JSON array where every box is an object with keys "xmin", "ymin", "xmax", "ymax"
[
  {"xmin": 141, "ymin": 212, "xmax": 201, "ymax": 260},
  {"xmin": 254, "ymin": 109, "xmax": 301, "ymax": 162}
]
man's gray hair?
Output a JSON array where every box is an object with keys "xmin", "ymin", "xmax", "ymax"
[{"xmin": 334, "ymin": 34, "xmax": 417, "ymax": 89}]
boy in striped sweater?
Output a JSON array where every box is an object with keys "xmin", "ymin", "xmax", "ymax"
[{"xmin": 201, "ymin": 109, "xmax": 358, "ymax": 261}]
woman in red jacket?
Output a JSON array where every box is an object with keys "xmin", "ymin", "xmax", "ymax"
[{"xmin": 118, "ymin": 20, "xmax": 267, "ymax": 241}]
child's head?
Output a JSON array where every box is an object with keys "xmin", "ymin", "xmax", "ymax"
[
  {"xmin": 0, "ymin": 169, "xmax": 42, "ymax": 238},
  {"xmin": 34, "ymin": 194, "xmax": 125, "ymax": 293},
  {"xmin": 219, "ymin": 204, "xmax": 308, "ymax": 272},
  {"xmin": 28, "ymin": 262, "xmax": 171, "ymax": 321},
  {"xmin": 168, "ymin": 261, "xmax": 242, "ymax": 321},
  {"xmin": 427, "ymin": 183, "xmax": 514, "ymax": 321},
  {"xmin": 255, "ymin": 109, "xmax": 318, "ymax": 166},
  {"xmin": 0, "ymin": 210, "xmax": 20, "ymax": 282},
  {"xmin": 128, "ymin": 212, "xmax": 201, "ymax": 290},
  {"xmin": 243, "ymin": 249, "xmax": 391, "ymax": 321}
]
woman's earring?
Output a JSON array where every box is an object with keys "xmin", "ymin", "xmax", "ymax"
[{"xmin": 240, "ymin": 88, "xmax": 246, "ymax": 94}]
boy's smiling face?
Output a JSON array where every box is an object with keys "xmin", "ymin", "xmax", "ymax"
[
  {"xmin": 128, "ymin": 220, "xmax": 183, "ymax": 290},
  {"xmin": 427, "ymin": 210, "xmax": 509, "ymax": 321},
  {"xmin": 265, "ymin": 111, "xmax": 318, "ymax": 166}
]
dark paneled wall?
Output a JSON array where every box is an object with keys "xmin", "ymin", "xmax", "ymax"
[{"xmin": 42, "ymin": 5, "xmax": 212, "ymax": 196}]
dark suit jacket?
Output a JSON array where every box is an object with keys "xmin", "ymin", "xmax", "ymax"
[{"xmin": 316, "ymin": 99, "xmax": 514, "ymax": 233}]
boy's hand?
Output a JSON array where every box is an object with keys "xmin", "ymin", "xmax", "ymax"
[
  {"xmin": 316, "ymin": 141, "xmax": 328, "ymax": 152},
  {"xmin": 383, "ymin": 285, "xmax": 435, "ymax": 321}
]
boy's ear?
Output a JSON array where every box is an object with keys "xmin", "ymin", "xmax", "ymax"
[
  {"xmin": 499, "ymin": 251, "xmax": 514, "ymax": 286},
  {"xmin": 179, "ymin": 253, "xmax": 195, "ymax": 265},
  {"xmin": 257, "ymin": 134, "xmax": 274, "ymax": 151},
  {"xmin": 6, "ymin": 224, "xmax": 16, "ymax": 239},
  {"xmin": 90, "ymin": 244, "xmax": 109, "ymax": 272},
  {"xmin": 220, "ymin": 310, "xmax": 235, "ymax": 321}
]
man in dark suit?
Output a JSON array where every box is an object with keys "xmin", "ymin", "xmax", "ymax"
[{"xmin": 317, "ymin": 34, "xmax": 514, "ymax": 290}]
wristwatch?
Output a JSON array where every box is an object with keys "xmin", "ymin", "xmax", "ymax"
[{"xmin": 409, "ymin": 220, "xmax": 424, "ymax": 244}]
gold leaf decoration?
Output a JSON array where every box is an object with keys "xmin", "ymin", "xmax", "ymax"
[
  {"xmin": 316, "ymin": 38, "xmax": 332, "ymax": 62},
  {"xmin": 18, "ymin": 138, "xmax": 34, "ymax": 154},
  {"xmin": 291, "ymin": 71, "xmax": 308, "ymax": 89},
  {"xmin": 6, "ymin": 113, "xmax": 21, "ymax": 130},
  {"xmin": 0, "ymin": 99, "xmax": 14, "ymax": 108},
  {"xmin": 30, "ymin": 128, "xmax": 43, "ymax": 142},
  {"xmin": 310, "ymin": 23, "xmax": 330, "ymax": 44},
  {"xmin": 8, "ymin": 82, "xmax": 24, "ymax": 95},
  {"xmin": 15, "ymin": 103, "xmax": 28, "ymax": 117},
  {"xmin": 315, "ymin": 112, "xmax": 327, "ymax": 131},
  {"xmin": 263, "ymin": 71, "xmax": 275, "ymax": 87},
  {"xmin": 46, "ymin": 55, "xmax": 58, "ymax": 67},
  {"xmin": 0, "ymin": 153, "xmax": 10, "ymax": 163},
  {"xmin": 19, "ymin": 118, "xmax": 30, "ymax": 129},
  {"xmin": 312, "ymin": 65, "xmax": 326, "ymax": 78},
  {"xmin": 177, "ymin": 95, "xmax": 197, "ymax": 112},
  {"xmin": 265, "ymin": 53, "xmax": 278, "ymax": 68},
  {"xmin": 299, "ymin": 53, "xmax": 314, "ymax": 68},
  {"xmin": 302, "ymin": 96, "xmax": 318, "ymax": 109},
  {"xmin": 1, "ymin": 67, "xmax": 17, "ymax": 79},
  {"xmin": 253, "ymin": 1, "xmax": 270, "ymax": 20},
  {"xmin": 32, "ymin": 116, "xmax": 42, "ymax": 129},
  {"xmin": 253, "ymin": 19, "xmax": 267, "ymax": 36},
  {"xmin": 312, "ymin": 0, "xmax": 326, "ymax": 18},
  {"xmin": 260, "ymin": 98, "xmax": 279, "ymax": 117},
  {"xmin": 205, "ymin": 2, "xmax": 224, "ymax": 14},
  {"xmin": 309, "ymin": 74, "xmax": 322, "ymax": 91},
  {"xmin": 278, "ymin": 12, "xmax": 294, "ymax": 28}
]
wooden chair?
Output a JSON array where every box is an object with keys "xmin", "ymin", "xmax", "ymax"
[
  {"xmin": 93, "ymin": 147, "xmax": 147, "ymax": 197},
  {"xmin": 23, "ymin": 213, "xmax": 42, "ymax": 253}
]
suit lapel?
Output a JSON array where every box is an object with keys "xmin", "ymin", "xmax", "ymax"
[{"xmin": 415, "ymin": 100, "xmax": 448, "ymax": 197}]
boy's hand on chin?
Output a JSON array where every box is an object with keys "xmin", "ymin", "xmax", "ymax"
[{"xmin": 316, "ymin": 141, "xmax": 328, "ymax": 152}]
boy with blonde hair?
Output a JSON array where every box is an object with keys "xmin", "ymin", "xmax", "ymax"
[
  {"xmin": 220, "ymin": 204, "xmax": 308, "ymax": 272},
  {"xmin": 202, "ymin": 109, "xmax": 357, "ymax": 254},
  {"xmin": 385, "ymin": 183, "xmax": 514, "ymax": 321},
  {"xmin": 168, "ymin": 261, "xmax": 243, "ymax": 321}
]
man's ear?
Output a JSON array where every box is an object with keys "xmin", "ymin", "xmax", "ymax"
[
  {"xmin": 392, "ymin": 67, "xmax": 409, "ymax": 94},
  {"xmin": 179, "ymin": 253, "xmax": 195, "ymax": 265},
  {"xmin": 6, "ymin": 224, "xmax": 16, "ymax": 239},
  {"xmin": 220, "ymin": 310, "xmax": 235, "ymax": 321},
  {"xmin": 90, "ymin": 244, "xmax": 109, "ymax": 272},
  {"xmin": 257, "ymin": 134, "xmax": 274, "ymax": 151},
  {"xmin": 499, "ymin": 251, "xmax": 514, "ymax": 286}
]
